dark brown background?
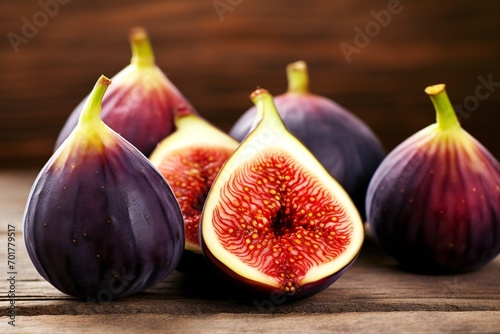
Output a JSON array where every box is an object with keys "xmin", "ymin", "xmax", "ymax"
[{"xmin": 1, "ymin": 0, "xmax": 499, "ymax": 169}]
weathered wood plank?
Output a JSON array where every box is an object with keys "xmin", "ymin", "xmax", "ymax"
[
  {"xmin": 0, "ymin": 170, "xmax": 499, "ymax": 319},
  {"xmin": 2, "ymin": 312, "xmax": 500, "ymax": 334},
  {"xmin": 3, "ymin": 253, "xmax": 500, "ymax": 315},
  {"xmin": 2, "ymin": 220, "xmax": 499, "ymax": 315}
]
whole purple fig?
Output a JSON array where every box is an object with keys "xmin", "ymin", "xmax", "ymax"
[
  {"xmin": 366, "ymin": 84, "xmax": 500, "ymax": 274},
  {"xmin": 54, "ymin": 27, "xmax": 194, "ymax": 156},
  {"xmin": 230, "ymin": 61, "xmax": 385, "ymax": 219},
  {"xmin": 23, "ymin": 75, "xmax": 184, "ymax": 300}
]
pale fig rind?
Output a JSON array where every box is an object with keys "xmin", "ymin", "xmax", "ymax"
[
  {"xmin": 366, "ymin": 84, "xmax": 500, "ymax": 273},
  {"xmin": 24, "ymin": 76, "xmax": 185, "ymax": 299},
  {"xmin": 230, "ymin": 61, "xmax": 385, "ymax": 220},
  {"xmin": 201, "ymin": 88, "xmax": 364, "ymax": 301}
]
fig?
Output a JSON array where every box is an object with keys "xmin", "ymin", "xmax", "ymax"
[
  {"xmin": 229, "ymin": 61, "xmax": 385, "ymax": 219},
  {"xmin": 23, "ymin": 75, "xmax": 185, "ymax": 300},
  {"xmin": 149, "ymin": 104, "xmax": 239, "ymax": 274},
  {"xmin": 366, "ymin": 84, "xmax": 500, "ymax": 274},
  {"xmin": 201, "ymin": 88, "xmax": 364, "ymax": 301},
  {"xmin": 54, "ymin": 27, "xmax": 194, "ymax": 156}
]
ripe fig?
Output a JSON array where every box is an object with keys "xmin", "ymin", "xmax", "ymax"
[
  {"xmin": 229, "ymin": 61, "xmax": 385, "ymax": 219},
  {"xmin": 366, "ymin": 84, "xmax": 500, "ymax": 274},
  {"xmin": 23, "ymin": 75, "xmax": 185, "ymax": 300},
  {"xmin": 149, "ymin": 105, "xmax": 239, "ymax": 274},
  {"xmin": 54, "ymin": 27, "xmax": 194, "ymax": 156},
  {"xmin": 201, "ymin": 88, "xmax": 364, "ymax": 301}
]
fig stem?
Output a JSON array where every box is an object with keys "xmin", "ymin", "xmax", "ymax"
[
  {"xmin": 78, "ymin": 75, "xmax": 112, "ymax": 126},
  {"xmin": 129, "ymin": 27, "xmax": 155, "ymax": 67},
  {"xmin": 287, "ymin": 61, "xmax": 309, "ymax": 94},
  {"xmin": 425, "ymin": 84, "xmax": 460, "ymax": 130},
  {"xmin": 250, "ymin": 88, "xmax": 286, "ymax": 131}
]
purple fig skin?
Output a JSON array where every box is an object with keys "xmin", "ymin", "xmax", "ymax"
[
  {"xmin": 24, "ymin": 136, "xmax": 185, "ymax": 300},
  {"xmin": 366, "ymin": 85, "xmax": 500, "ymax": 274},
  {"xmin": 230, "ymin": 93, "xmax": 385, "ymax": 220},
  {"xmin": 54, "ymin": 28, "xmax": 194, "ymax": 157},
  {"xmin": 24, "ymin": 76, "xmax": 185, "ymax": 300}
]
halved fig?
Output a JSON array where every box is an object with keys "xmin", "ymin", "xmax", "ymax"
[
  {"xmin": 149, "ymin": 105, "xmax": 239, "ymax": 274},
  {"xmin": 200, "ymin": 88, "xmax": 364, "ymax": 301}
]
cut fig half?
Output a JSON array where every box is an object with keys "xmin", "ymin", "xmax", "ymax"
[
  {"xmin": 201, "ymin": 88, "xmax": 364, "ymax": 300},
  {"xmin": 149, "ymin": 105, "xmax": 239, "ymax": 273}
]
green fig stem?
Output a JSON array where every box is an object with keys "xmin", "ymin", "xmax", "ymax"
[
  {"xmin": 425, "ymin": 84, "xmax": 461, "ymax": 130},
  {"xmin": 129, "ymin": 27, "xmax": 155, "ymax": 67},
  {"xmin": 250, "ymin": 88, "xmax": 286, "ymax": 131},
  {"xmin": 287, "ymin": 60, "xmax": 309, "ymax": 94},
  {"xmin": 78, "ymin": 75, "xmax": 112, "ymax": 127}
]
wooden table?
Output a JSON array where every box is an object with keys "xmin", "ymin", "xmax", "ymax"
[{"xmin": 1, "ymin": 170, "xmax": 499, "ymax": 333}]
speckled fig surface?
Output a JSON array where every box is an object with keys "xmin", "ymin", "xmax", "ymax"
[
  {"xmin": 366, "ymin": 84, "xmax": 500, "ymax": 274},
  {"xmin": 23, "ymin": 76, "xmax": 185, "ymax": 300}
]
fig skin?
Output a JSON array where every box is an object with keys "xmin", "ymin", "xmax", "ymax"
[
  {"xmin": 201, "ymin": 88, "xmax": 364, "ymax": 302},
  {"xmin": 229, "ymin": 61, "xmax": 385, "ymax": 220},
  {"xmin": 23, "ymin": 75, "xmax": 185, "ymax": 300},
  {"xmin": 54, "ymin": 27, "xmax": 194, "ymax": 157},
  {"xmin": 366, "ymin": 84, "xmax": 500, "ymax": 274}
]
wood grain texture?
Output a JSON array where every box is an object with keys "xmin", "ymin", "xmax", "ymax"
[
  {"xmin": 0, "ymin": 171, "xmax": 499, "ymax": 333},
  {"xmin": 1, "ymin": 0, "xmax": 500, "ymax": 169},
  {"xmin": 2, "ymin": 312, "xmax": 500, "ymax": 334}
]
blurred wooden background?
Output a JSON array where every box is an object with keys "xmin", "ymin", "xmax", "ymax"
[{"xmin": 1, "ymin": 0, "xmax": 499, "ymax": 169}]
